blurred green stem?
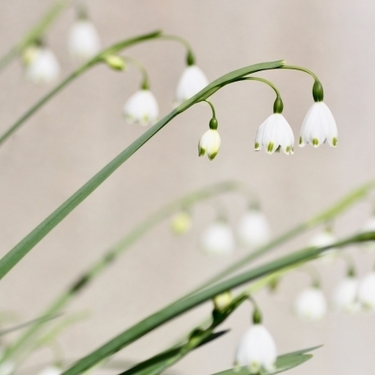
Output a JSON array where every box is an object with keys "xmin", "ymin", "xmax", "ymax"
[
  {"xmin": 61, "ymin": 231, "xmax": 375, "ymax": 375},
  {"xmin": 0, "ymin": 0, "xmax": 71, "ymax": 72},
  {"xmin": 4, "ymin": 181, "xmax": 240, "ymax": 361}
]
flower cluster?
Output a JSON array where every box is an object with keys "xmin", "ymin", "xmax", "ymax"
[{"xmin": 22, "ymin": 14, "xmax": 100, "ymax": 85}]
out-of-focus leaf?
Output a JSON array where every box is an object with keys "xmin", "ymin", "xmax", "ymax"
[{"xmin": 211, "ymin": 346, "xmax": 321, "ymax": 375}]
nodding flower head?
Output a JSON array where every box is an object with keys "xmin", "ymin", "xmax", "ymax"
[
  {"xmin": 198, "ymin": 129, "xmax": 221, "ymax": 160},
  {"xmin": 333, "ymin": 276, "xmax": 360, "ymax": 313},
  {"xmin": 68, "ymin": 19, "xmax": 101, "ymax": 61},
  {"xmin": 123, "ymin": 89, "xmax": 159, "ymax": 126},
  {"xmin": 294, "ymin": 286, "xmax": 327, "ymax": 320},
  {"xmin": 175, "ymin": 65, "xmax": 208, "ymax": 105},
  {"xmin": 201, "ymin": 221, "xmax": 235, "ymax": 256},
  {"xmin": 254, "ymin": 113, "xmax": 294, "ymax": 155},
  {"xmin": 25, "ymin": 46, "xmax": 60, "ymax": 85},
  {"xmin": 299, "ymin": 102, "xmax": 337, "ymax": 148},
  {"xmin": 234, "ymin": 324, "xmax": 277, "ymax": 374},
  {"xmin": 358, "ymin": 272, "xmax": 375, "ymax": 311}
]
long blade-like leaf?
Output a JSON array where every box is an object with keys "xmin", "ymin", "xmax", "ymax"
[{"xmin": 0, "ymin": 60, "xmax": 284, "ymax": 281}]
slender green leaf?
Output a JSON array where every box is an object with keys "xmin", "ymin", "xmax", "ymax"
[
  {"xmin": 61, "ymin": 232, "xmax": 374, "ymax": 375},
  {"xmin": 118, "ymin": 331, "xmax": 229, "ymax": 375},
  {"xmin": 0, "ymin": 60, "xmax": 284, "ymax": 281},
  {"xmin": 212, "ymin": 346, "xmax": 321, "ymax": 375}
]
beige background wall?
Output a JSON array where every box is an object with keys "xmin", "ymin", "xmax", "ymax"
[{"xmin": 0, "ymin": 0, "xmax": 374, "ymax": 374}]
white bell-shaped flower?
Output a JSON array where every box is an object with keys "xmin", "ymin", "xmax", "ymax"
[
  {"xmin": 68, "ymin": 19, "xmax": 101, "ymax": 60},
  {"xmin": 234, "ymin": 324, "xmax": 277, "ymax": 373},
  {"xmin": 237, "ymin": 209, "xmax": 271, "ymax": 249},
  {"xmin": 37, "ymin": 366, "xmax": 62, "ymax": 375},
  {"xmin": 294, "ymin": 287, "xmax": 327, "ymax": 320},
  {"xmin": 123, "ymin": 89, "xmax": 159, "ymax": 126},
  {"xmin": 254, "ymin": 114, "xmax": 294, "ymax": 155},
  {"xmin": 333, "ymin": 276, "xmax": 359, "ymax": 313},
  {"xmin": 0, "ymin": 361, "xmax": 15, "ymax": 375},
  {"xmin": 299, "ymin": 102, "xmax": 337, "ymax": 148},
  {"xmin": 358, "ymin": 272, "xmax": 375, "ymax": 311},
  {"xmin": 25, "ymin": 47, "xmax": 60, "ymax": 85},
  {"xmin": 198, "ymin": 129, "xmax": 221, "ymax": 160},
  {"xmin": 175, "ymin": 65, "xmax": 208, "ymax": 105},
  {"xmin": 201, "ymin": 221, "xmax": 235, "ymax": 256}
]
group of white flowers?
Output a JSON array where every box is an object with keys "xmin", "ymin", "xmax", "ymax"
[
  {"xmin": 23, "ymin": 16, "xmax": 101, "ymax": 85},
  {"xmin": 199, "ymin": 208, "xmax": 271, "ymax": 256}
]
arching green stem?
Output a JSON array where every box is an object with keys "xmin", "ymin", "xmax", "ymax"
[
  {"xmin": 160, "ymin": 34, "xmax": 195, "ymax": 65},
  {"xmin": 0, "ymin": 60, "xmax": 285, "ymax": 281},
  {"xmin": 3, "ymin": 181, "xmax": 240, "ymax": 362},
  {"xmin": 0, "ymin": 30, "xmax": 162, "ymax": 147},
  {"xmin": 237, "ymin": 76, "xmax": 281, "ymax": 98},
  {"xmin": 123, "ymin": 56, "xmax": 150, "ymax": 89},
  {"xmin": 281, "ymin": 65, "xmax": 320, "ymax": 82},
  {"xmin": 60, "ymin": 231, "xmax": 375, "ymax": 375},
  {"xmin": 204, "ymin": 100, "xmax": 216, "ymax": 119}
]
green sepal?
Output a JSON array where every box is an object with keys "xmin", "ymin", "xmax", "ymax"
[
  {"xmin": 186, "ymin": 50, "xmax": 195, "ymax": 66},
  {"xmin": 209, "ymin": 117, "xmax": 218, "ymax": 130},
  {"xmin": 273, "ymin": 96, "xmax": 284, "ymax": 113},
  {"xmin": 313, "ymin": 80, "xmax": 324, "ymax": 102}
]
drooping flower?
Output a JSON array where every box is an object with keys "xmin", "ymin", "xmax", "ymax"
[
  {"xmin": 237, "ymin": 209, "xmax": 271, "ymax": 248},
  {"xmin": 254, "ymin": 114, "xmax": 294, "ymax": 155},
  {"xmin": 175, "ymin": 65, "xmax": 208, "ymax": 105},
  {"xmin": 68, "ymin": 19, "xmax": 101, "ymax": 60},
  {"xmin": 37, "ymin": 366, "xmax": 62, "ymax": 375},
  {"xmin": 201, "ymin": 221, "xmax": 235, "ymax": 256},
  {"xmin": 234, "ymin": 324, "xmax": 277, "ymax": 373},
  {"xmin": 25, "ymin": 46, "xmax": 60, "ymax": 85},
  {"xmin": 294, "ymin": 286, "xmax": 327, "ymax": 320},
  {"xmin": 358, "ymin": 272, "xmax": 375, "ymax": 311},
  {"xmin": 333, "ymin": 276, "xmax": 360, "ymax": 313},
  {"xmin": 123, "ymin": 89, "xmax": 159, "ymax": 126},
  {"xmin": 299, "ymin": 102, "xmax": 337, "ymax": 148},
  {"xmin": 198, "ymin": 129, "xmax": 221, "ymax": 160}
]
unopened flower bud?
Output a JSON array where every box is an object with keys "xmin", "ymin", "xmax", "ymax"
[
  {"xmin": 103, "ymin": 55, "xmax": 126, "ymax": 71},
  {"xmin": 213, "ymin": 291, "xmax": 232, "ymax": 310},
  {"xmin": 171, "ymin": 211, "xmax": 192, "ymax": 235}
]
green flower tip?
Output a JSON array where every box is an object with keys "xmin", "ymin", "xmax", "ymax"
[
  {"xmin": 254, "ymin": 142, "xmax": 260, "ymax": 150},
  {"xmin": 299, "ymin": 136, "xmax": 303, "ymax": 145},
  {"xmin": 198, "ymin": 146, "xmax": 206, "ymax": 157},
  {"xmin": 208, "ymin": 152, "xmax": 218, "ymax": 161},
  {"xmin": 332, "ymin": 137, "xmax": 338, "ymax": 147},
  {"xmin": 267, "ymin": 142, "xmax": 274, "ymax": 153},
  {"xmin": 312, "ymin": 138, "xmax": 319, "ymax": 147}
]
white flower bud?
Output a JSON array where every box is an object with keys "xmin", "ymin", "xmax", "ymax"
[
  {"xmin": 234, "ymin": 324, "xmax": 277, "ymax": 374},
  {"xmin": 123, "ymin": 89, "xmax": 159, "ymax": 126},
  {"xmin": 25, "ymin": 47, "xmax": 60, "ymax": 85},
  {"xmin": 68, "ymin": 20, "xmax": 101, "ymax": 60},
  {"xmin": 333, "ymin": 276, "xmax": 360, "ymax": 313},
  {"xmin": 237, "ymin": 209, "xmax": 270, "ymax": 248},
  {"xmin": 201, "ymin": 221, "xmax": 235, "ymax": 256},
  {"xmin": 294, "ymin": 287, "xmax": 327, "ymax": 320},
  {"xmin": 175, "ymin": 65, "xmax": 208, "ymax": 105},
  {"xmin": 358, "ymin": 272, "xmax": 375, "ymax": 311},
  {"xmin": 198, "ymin": 129, "xmax": 221, "ymax": 160}
]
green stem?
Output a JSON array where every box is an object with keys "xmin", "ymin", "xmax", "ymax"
[
  {"xmin": 61, "ymin": 231, "xmax": 375, "ymax": 375},
  {"xmin": 281, "ymin": 65, "xmax": 320, "ymax": 82},
  {"xmin": 179, "ymin": 180, "xmax": 374, "ymax": 299},
  {"xmin": 237, "ymin": 76, "xmax": 281, "ymax": 97},
  {"xmin": 0, "ymin": 0, "xmax": 71, "ymax": 73},
  {"xmin": 123, "ymin": 56, "xmax": 150, "ymax": 89},
  {"xmin": 0, "ymin": 30, "xmax": 162, "ymax": 147},
  {"xmin": 4, "ymin": 181, "xmax": 240, "ymax": 361},
  {"xmin": 0, "ymin": 60, "xmax": 285, "ymax": 281},
  {"xmin": 204, "ymin": 100, "xmax": 216, "ymax": 119}
]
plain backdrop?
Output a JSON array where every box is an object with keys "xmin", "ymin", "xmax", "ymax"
[{"xmin": 0, "ymin": 1, "xmax": 374, "ymax": 374}]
